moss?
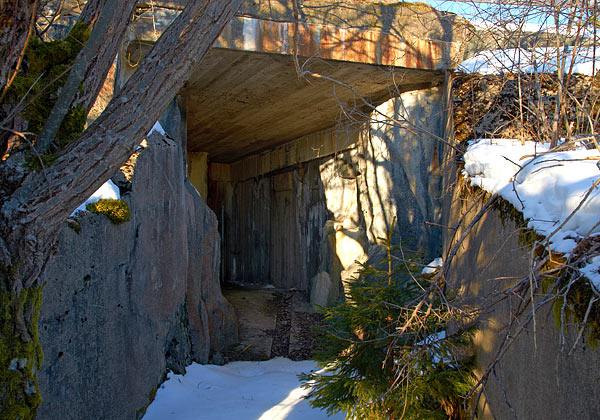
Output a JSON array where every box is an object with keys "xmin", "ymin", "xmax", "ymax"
[
  {"xmin": 553, "ymin": 276, "xmax": 600, "ymax": 349},
  {"xmin": 0, "ymin": 286, "xmax": 44, "ymax": 420},
  {"xmin": 86, "ymin": 199, "xmax": 130, "ymax": 225},
  {"xmin": 23, "ymin": 154, "xmax": 59, "ymax": 172},
  {"xmin": 135, "ymin": 387, "xmax": 158, "ymax": 419},
  {"xmin": 2, "ymin": 23, "xmax": 90, "ymax": 154},
  {"xmin": 66, "ymin": 218, "xmax": 82, "ymax": 234},
  {"xmin": 488, "ymin": 192, "xmax": 600, "ymax": 347}
]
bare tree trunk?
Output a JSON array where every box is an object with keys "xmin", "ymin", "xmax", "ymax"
[
  {"xmin": 0, "ymin": 0, "xmax": 243, "ymax": 416},
  {"xmin": 75, "ymin": 0, "xmax": 137, "ymax": 112}
]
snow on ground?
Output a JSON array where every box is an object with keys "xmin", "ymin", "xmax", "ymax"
[
  {"xmin": 142, "ymin": 358, "xmax": 344, "ymax": 420},
  {"xmin": 71, "ymin": 179, "xmax": 120, "ymax": 215},
  {"xmin": 462, "ymin": 138, "xmax": 600, "ymax": 290},
  {"xmin": 459, "ymin": 46, "xmax": 600, "ymax": 76}
]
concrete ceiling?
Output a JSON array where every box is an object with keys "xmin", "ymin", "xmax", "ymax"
[{"xmin": 183, "ymin": 48, "xmax": 444, "ymax": 163}]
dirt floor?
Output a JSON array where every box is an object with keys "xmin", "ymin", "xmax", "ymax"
[{"xmin": 221, "ymin": 286, "xmax": 323, "ymax": 363}]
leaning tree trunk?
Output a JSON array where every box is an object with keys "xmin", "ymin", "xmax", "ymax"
[{"xmin": 0, "ymin": 0, "xmax": 243, "ymax": 417}]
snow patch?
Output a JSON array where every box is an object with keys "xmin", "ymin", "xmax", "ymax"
[
  {"xmin": 462, "ymin": 138, "xmax": 600, "ymax": 290},
  {"xmin": 422, "ymin": 257, "xmax": 444, "ymax": 274},
  {"xmin": 580, "ymin": 256, "xmax": 600, "ymax": 290},
  {"xmin": 142, "ymin": 358, "xmax": 343, "ymax": 420},
  {"xmin": 71, "ymin": 179, "xmax": 120, "ymax": 215},
  {"xmin": 459, "ymin": 46, "xmax": 600, "ymax": 76},
  {"xmin": 148, "ymin": 121, "xmax": 166, "ymax": 136}
]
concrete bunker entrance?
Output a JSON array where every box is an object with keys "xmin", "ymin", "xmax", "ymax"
[
  {"xmin": 178, "ymin": 40, "xmax": 448, "ymax": 360},
  {"xmin": 182, "ymin": 48, "xmax": 444, "ymax": 294}
]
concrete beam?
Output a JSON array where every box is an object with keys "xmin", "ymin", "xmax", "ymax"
[
  {"xmin": 215, "ymin": 16, "xmax": 457, "ymax": 70},
  {"xmin": 208, "ymin": 125, "xmax": 363, "ymax": 183}
]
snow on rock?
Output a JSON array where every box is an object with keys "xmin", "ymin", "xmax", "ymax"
[
  {"xmin": 463, "ymin": 138, "xmax": 600, "ymax": 289},
  {"xmin": 142, "ymin": 358, "xmax": 344, "ymax": 420},
  {"xmin": 422, "ymin": 257, "xmax": 444, "ymax": 274},
  {"xmin": 459, "ymin": 46, "xmax": 600, "ymax": 76},
  {"xmin": 148, "ymin": 121, "xmax": 166, "ymax": 136},
  {"xmin": 71, "ymin": 179, "xmax": 120, "ymax": 215}
]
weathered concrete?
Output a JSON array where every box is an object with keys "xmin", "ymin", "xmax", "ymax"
[
  {"xmin": 122, "ymin": 0, "xmax": 463, "ymax": 163},
  {"xmin": 208, "ymin": 83, "xmax": 446, "ymax": 304},
  {"xmin": 213, "ymin": 157, "xmax": 329, "ymax": 290},
  {"xmin": 37, "ymin": 134, "xmax": 237, "ymax": 420},
  {"xmin": 134, "ymin": 0, "xmax": 471, "ymax": 58},
  {"xmin": 442, "ymin": 179, "xmax": 600, "ymax": 420},
  {"xmin": 187, "ymin": 151, "xmax": 208, "ymax": 200}
]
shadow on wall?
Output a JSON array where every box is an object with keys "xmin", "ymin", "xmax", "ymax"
[
  {"xmin": 215, "ymin": 157, "xmax": 335, "ymax": 292},
  {"xmin": 442, "ymin": 184, "xmax": 600, "ymax": 420},
  {"xmin": 359, "ymin": 86, "xmax": 445, "ymax": 259},
  {"xmin": 210, "ymin": 83, "xmax": 447, "ymax": 306}
]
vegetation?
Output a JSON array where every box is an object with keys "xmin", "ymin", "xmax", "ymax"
[
  {"xmin": 0, "ymin": 286, "xmax": 43, "ymax": 420},
  {"xmin": 2, "ymin": 23, "xmax": 90, "ymax": 155},
  {"xmin": 302, "ymin": 236, "xmax": 474, "ymax": 419},
  {"xmin": 86, "ymin": 199, "xmax": 131, "ymax": 225},
  {"xmin": 0, "ymin": 0, "xmax": 244, "ymax": 417}
]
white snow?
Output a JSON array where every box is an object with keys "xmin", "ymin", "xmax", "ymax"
[
  {"xmin": 462, "ymin": 138, "xmax": 600, "ymax": 290},
  {"xmin": 71, "ymin": 179, "xmax": 120, "ymax": 215},
  {"xmin": 422, "ymin": 257, "xmax": 444, "ymax": 274},
  {"xmin": 142, "ymin": 358, "xmax": 343, "ymax": 420},
  {"xmin": 468, "ymin": 19, "xmax": 544, "ymax": 34},
  {"xmin": 459, "ymin": 46, "xmax": 600, "ymax": 76},
  {"xmin": 148, "ymin": 121, "xmax": 166, "ymax": 136}
]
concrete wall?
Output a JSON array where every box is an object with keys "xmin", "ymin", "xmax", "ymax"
[
  {"xmin": 223, "ymin": 161, "xmax": 329, "ymax": 290},
  {"xmin": 442, "ymin": 176, "xmax": 600, "ymax": 420}
]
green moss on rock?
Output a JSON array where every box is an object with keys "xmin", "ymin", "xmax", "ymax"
[
  {"xmin": 553, "ymin": 277, "xmax": 600, "ymax": 349},
  {"xmin": 86, "ymin": 199, "xmax": 130, "ymax": 225}
]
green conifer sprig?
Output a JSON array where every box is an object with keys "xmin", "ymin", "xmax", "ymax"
[{"xmin": 301, "ymin": 232, "xmax": 475, "ymax": 419}]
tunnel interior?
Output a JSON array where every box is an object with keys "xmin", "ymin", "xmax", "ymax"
[{"xmin": 179, "ymin": 46, "xmax": 445, "ymax": 293}]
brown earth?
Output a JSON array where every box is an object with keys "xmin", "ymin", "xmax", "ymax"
[{"xmin": 221, "ymin": 286, "xmax": 324, "ymax": 363}]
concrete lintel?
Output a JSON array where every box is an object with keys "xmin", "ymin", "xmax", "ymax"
[
  {"xmin": 231, "ymin": 126, "xmax": 363, "ymax": 182},
  {"xmin": 215, "ymin": 16, "xmax": 458, "ymax": 70}
]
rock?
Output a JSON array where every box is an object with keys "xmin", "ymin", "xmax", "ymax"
[
  {"xmin": 310, "ymin": 272, "xmax": 333, "ymax": 307},
  {"xmin": 37, "ymin": 133, "xmax": 237, "ymax": 420},
  {"xmin": 210, "ymin": 351, "xmax": 225, "ymax": 366}
]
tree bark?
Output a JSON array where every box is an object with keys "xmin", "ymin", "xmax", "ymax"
[
  {"xmin": 0, "ymin": 0, "xmax": 243, "ymax": 416},
  {"xmin": 76, "ymin": 0, "xmax": 138, "ymax": 111}
]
